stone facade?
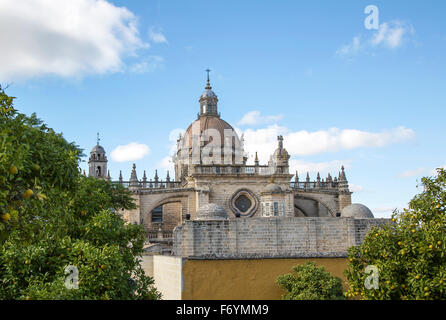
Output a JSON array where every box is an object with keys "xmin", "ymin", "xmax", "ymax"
[
  {"xmin": 87, "ymin": 77, "xmax": 381, "ymax": 255},
  {"xmin": 173, "ymin": 217, "xmax": 390, "ymax": 259}
]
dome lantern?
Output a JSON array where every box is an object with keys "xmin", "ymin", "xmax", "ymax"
[{"xmin": 199, "ymin": 69, "xmax": 219, "ymax": 117}]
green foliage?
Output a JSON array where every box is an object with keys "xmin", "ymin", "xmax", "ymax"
[
  {"xmin": 277, "ymin": 261, "xmax": 345, "ymax": 300},
  {"xmin": 0, "ymin": 89, "xmax": 160, "ymax": 300},
  {"xmin": 345, "ymin": 168, "xmax": 446, "ymax": 300}
]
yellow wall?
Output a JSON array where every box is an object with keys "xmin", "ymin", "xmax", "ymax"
[{"xmin": 182, "ymin": 258, "xmax": 349, "ymax": 300}]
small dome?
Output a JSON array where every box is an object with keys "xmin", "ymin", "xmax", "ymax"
[
  {"xmin": 91, "ymin": 144, "xmax": 105, "ymax": 154},
  {"xmin": 341, "ymin": 203, "xmax": 374, "ymax": 218},
  {"xmin": 195, "ymin": 203, "xmax": 228, "ymax": 221},
  {"xmin": 201, "ymin": 89, "xmax": 217, "ymax": 99},
  {"xmin": 263, "ymin": 183, "xmax": 283, "ymax": 194}
]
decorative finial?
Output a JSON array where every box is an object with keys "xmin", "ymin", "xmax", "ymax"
[
  {"xmin": 277, "ymin": 135, "xmax": 284, "ymax": 154},
  {"xmin": 340, "ymin": 165, "xmax": 347, "ymax": 181},
  {"xmin": 119, "ymin": 170, "xmax": 123, "ymax": 183},
  {"xmin": 166, "ymin": 170, "xmax": 170, "ymax": 181},
  {"xmin": 306, "ymin": 172, "xmax": 310, "ymax": 182},
  {"xmin": 129, "ymin": 165, "xmax": 138, "ymax": 186},
  {"xmin": 295, "ymin": 171, "xmax": 299, "ymax": 182},
  {"xmin": 205, "ymin": 68, "xmax": 212, "ymax": 90},
  {"xmin": 96, "ymin": 132, "xmax": 100, "ymax": 146}
]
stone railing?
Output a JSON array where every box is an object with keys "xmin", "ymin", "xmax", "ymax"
[
  {"xmin": 114, "ymin": 180, "xmax": 182, "ymax": 189},
  {"xmin": 193, "ymin": 165, "xmax": 287, "ymax": 175},
  {"xmin": 290, "ymin": 181, "xmax": 339, "ymax": 190},
  {"xmin": 147, "ymin": 231, "xmax": 173, "ymax": 240}
]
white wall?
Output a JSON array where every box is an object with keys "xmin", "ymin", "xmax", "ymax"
[{"xmin": 142, "ymin": 254, "xmax": 183, "ymax": 300}]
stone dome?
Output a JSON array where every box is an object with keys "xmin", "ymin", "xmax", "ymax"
[
  {"xmin": 195, "ymin": 203, "xmax": 228, "ymax": 221},
  {"xmin": 341, "ymin": 203, "xmax": 374, "ymax": 219},
  {"xmin": 263, "ymin": 183, "xmax": 283, "ymax": 194},
  {"xmin": 181, "ymin": 115, "xmax": 241, "ymax": 150},
  {"xmin": 91, "ymin": 145, "xmax": 105, "ymax": 154},
  {"xmin": 201, "ymin": 88, "xmax": 217, "ymax": 99}
]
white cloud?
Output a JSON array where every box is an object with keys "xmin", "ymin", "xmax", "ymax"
[
  {"xmin": 130, "ymin": 56, "xmax": 164, "ymax": 74},
  {"xmin": 157, "ymin": 156, "xmax": 174, "ymax": 172},
  {"xmin": 156, "ymin": 124, "xmax": 415, "ymax": 182},
  {"xmin": 398, "ymin": 165, "xmax": 446, "ymax": 178},
  {"xmin": 372, "ymin": 205, "xmax": 402, "ymax": 218},
  {"xmin": 169, "ymin": 128, "xmax": 185, "ymax": 142},
  {"xmin": 336, "ymin": 21, "xmax": 414, "ymax": 57},
  {"xmin": 398, "ymin": 167, "xmax": 428, "ymax": 178},
  {"xmin": 373, "ymin": 206, "xmax": 399, "ymax": 213},
  {"xmin": 237, "ymin": 111, "xmax": 283, "ymax": 126},
  {"xmin": 336, "ymin": 36, "xmax": 361, "ymax": 57},
  {"xmin": 110, "ymin": 142, "xmax": 150, "ymax": 162},
  {"xmin": 0, "ymin": 0, "xmax": 148, "ymax": 81},
  {"xmin": 153, "ymin": 128, "xmax": 184, "ymax": 172},
  {"xmin": 371, "ymin": 22, "xmax": 413, "ymax": 48},
  {"xmin": 148, "ymin": 27, "xmax": 168, "ymax": 44},
  {"xmin": 291, "ymin": 126, "xmax": 415, "ymax": 156},
  {"xmin": 167, "ymin": 128, "xmax": 184, "ymax": 153},
  {"xmin": 289, "ymin": 159, "xmax": 351, "ymax": 176},
  {"xmin": 349, "ymin": 184, "xmax": 364, "ymax": 193},
  {"xmin": 240, "ymin": 125, "xmax": 415, "ymax": 164}
]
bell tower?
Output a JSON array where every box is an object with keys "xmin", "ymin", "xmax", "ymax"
[{"xmin": 88, "ymin": 133, "xmax": 108, "ymax": 179}]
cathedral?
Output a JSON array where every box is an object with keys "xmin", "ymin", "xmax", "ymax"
[{"xmin": 87, "ymin": 75, "xmax": 375, "ymax": 242}]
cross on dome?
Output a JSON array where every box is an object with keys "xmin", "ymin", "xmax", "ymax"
[{"xmin": 205, "ymin": 68, "xmax": 212, "ymax": 89}]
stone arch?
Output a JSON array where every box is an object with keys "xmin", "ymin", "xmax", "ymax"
[
  {"xmin": 294, "ymin": 204, "xmax": 308, "ymax": 217},
  {"xmin": 142, "ymin": 195, "xmax": 189, "ymax": 233},
  {"xmin": 293, "ymin": 194, "xmax": 336, "ymax": 217}
]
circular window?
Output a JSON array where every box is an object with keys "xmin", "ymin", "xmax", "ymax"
[
  {"xmin": 235, "ymin": 195, "xmax": 252, "ymax": 213},
  {"xmin": 229, "ymin": 189, "xmax": 259, "ymax": 217}
]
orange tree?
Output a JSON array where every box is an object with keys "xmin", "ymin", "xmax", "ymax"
[
  {"xmin": 277, "ymin": 261, "xmax": 345, "ymax": 300},
  {"xmin": 345, "ymin": 168, "xmax": 446, "ymax": 300},
  {"xmin": 0, "ymin": 88, "xmax": 160, "ymax": 299}
]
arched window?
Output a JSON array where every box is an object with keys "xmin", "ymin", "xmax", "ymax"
[{"xmin": 151, "ymin": 206, "xmax": 163, "ymax": 223}]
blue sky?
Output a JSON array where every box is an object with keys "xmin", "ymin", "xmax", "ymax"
[{"xmin": 1, "ymin": 0, "xmax": 446, "ymax": 218}]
